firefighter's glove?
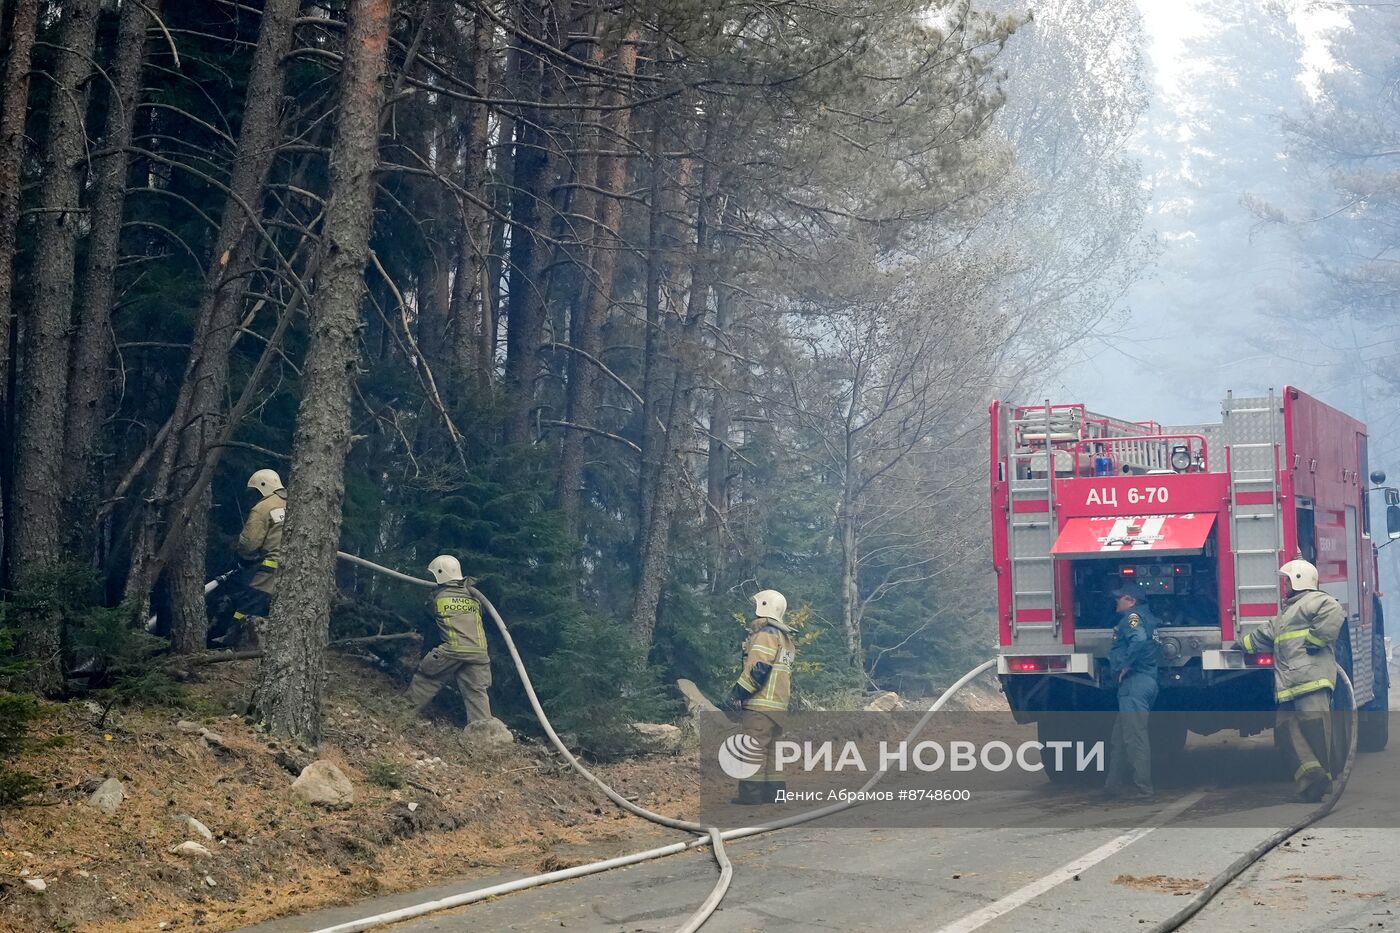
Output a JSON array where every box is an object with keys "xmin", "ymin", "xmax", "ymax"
[
  {"xmin": 722, "ymin": 686, "xmax": 747, "ymax": 719},
  {"xmin": 1305, "ymin": 643, "xmax": 1322, "ymax": 656}
]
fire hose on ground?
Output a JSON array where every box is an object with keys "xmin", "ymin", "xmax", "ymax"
[
  {"xmin": 175, "ymin": 551, "xmax": 1358, "ymax": 932},
  {"xmin": 1146, "ymin": 665, "xmax": 1358, "ymax": 933},
  {"xmin": 321, "ymin": 551, "xmax": 1000, "ymax": 933}
]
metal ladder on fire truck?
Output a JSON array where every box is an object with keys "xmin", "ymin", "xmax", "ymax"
[
  {"xmin": 1004, "ymin": 404, "xmax": 1076, "ymax": 649},
  {"xmin": 1222, "ymin": 390, "xmax": 1285, "ymax": 632}
]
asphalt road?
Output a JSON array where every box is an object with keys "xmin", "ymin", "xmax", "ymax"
[{"xmin": 251, "ymin": 698, "xmax": 1400, "ymax": 933}]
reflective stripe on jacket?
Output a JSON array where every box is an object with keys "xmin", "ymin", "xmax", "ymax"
[
  {"xmin": 736, "ymin": 621, "xmax": 797, "ymax": 712},
  {"xmin": 1241, "ymin": 589, "xmax": 1344, "ymax": 702},
  {"xmin": 429, "ymin": 582, "xmax": 488, "ymax": 657}
]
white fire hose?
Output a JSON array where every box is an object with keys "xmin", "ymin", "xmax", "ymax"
[
  {"xmin": 144, "ymin": 568, "xmax": 240, "ymax": 632},
  {"xmin": 313, "ymin": 550, "xmax": 998, "ymax": 933},
  {"xmin": 188, "ymin": 551, "xmax": 1359, "ymax": 931}
]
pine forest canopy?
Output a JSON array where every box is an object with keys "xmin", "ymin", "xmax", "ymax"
[{"xmin": 0, "ymin": 0, "xmax": 1153, "ymax": 746}]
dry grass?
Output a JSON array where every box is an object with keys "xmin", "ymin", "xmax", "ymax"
[{"xmin": 0, "ymin": 658, "xmax": 695, "ymax": 932}]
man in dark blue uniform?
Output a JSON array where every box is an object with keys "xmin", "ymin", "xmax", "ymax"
[{"xmin": 1103, "ymin": 581, "xmax": 1160, "ymax": 801}]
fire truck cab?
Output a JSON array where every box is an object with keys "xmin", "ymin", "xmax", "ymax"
[{"xmin": 990, "ymin": 388, "xmax": 1392, "ymax": 774}]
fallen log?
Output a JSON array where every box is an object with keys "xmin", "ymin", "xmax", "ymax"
[{"xmin": 176, "ymin": 631, "xmax": 422, "ymax": 667}]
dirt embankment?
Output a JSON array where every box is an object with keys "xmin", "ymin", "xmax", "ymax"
[{"xmin": 0, "ymin": 659, "xmax": 696, "ymax": 932}]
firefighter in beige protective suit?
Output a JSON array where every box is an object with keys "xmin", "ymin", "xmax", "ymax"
[
  {"xmin": 1241, "ymin": 559, "xmax": 1345, "ymax": 802},
  {"xmin": 408, "ymin": 555, "xmax": 493, "ymax": 724},
  {"xmin": 723, "ymin": 590, "xmax": 797, "ymax": 805},
  {"xmin": 217, "ymin": 469, "xmax": 287, "ymax": 646}
]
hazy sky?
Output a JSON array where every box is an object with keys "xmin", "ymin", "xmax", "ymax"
[{"xmin": 1047, "ymin": 0, "xmax": 1363, "ymax": 429}]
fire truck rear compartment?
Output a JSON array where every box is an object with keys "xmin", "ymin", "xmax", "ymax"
[
  {"xmin": 1070, "ymin": 549, "xmax": 1221, "ymax": 630},
  {"xmin": 1059, "ymin": 546, "xmax": 1278, "ymax": 728}
]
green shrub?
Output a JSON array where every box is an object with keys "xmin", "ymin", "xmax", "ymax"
[
  {"xmin": 536, "ymin": 613, "xmax": 678, "ymax": 760},
  {"xmin": 67, "ymin": 601, "xmax": 181, "ymax": 725},
  {"xmin": 0, "ymin": 628, "xmax": 43, "ymax": 808},
  {"xmin": 366, "ymin": 760, "xmax": 406, "ymax": 789},
  {"xmin": 0, "ymin": 562, "xmax": 180, "ymax": 726}
]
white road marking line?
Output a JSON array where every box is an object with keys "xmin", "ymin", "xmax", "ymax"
[{"xmin": 929, "ymin": 792, "xmax": 1205, "ymax": 933}]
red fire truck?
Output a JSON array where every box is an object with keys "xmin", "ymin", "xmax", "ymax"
[{"xmin": 990, "ymin": 388, "xmax": 1393, "ymax": 778}]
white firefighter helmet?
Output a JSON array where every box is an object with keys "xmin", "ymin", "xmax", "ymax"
[
  {"xmin": 246, "ymin": 469, "xmax": 285, "ymax": 499},
  {"xmin": 1279, "ymin": 559, "xmax": 1319, "ymax": 592},
  {"xmin": 428, "ymin": 554, "xmax": 465, "ymax": 585},
  {"xmin": 753, "ymin": 589, "xmax": 788, "ymax": 623}
]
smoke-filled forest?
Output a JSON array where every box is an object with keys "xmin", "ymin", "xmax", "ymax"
[{"xmin": 0, "ymin": 0, "xmax": 1393, "ymax": 754}]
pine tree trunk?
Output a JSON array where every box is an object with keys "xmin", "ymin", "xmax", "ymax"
[
  {"xmin": 501, "ymin": 36, "xmax": 535, "ymax": 443},
  {"xmin": 637, "ymin": 114, "xmax": 670, "ymax": 547},
  {"xmin": 559, "ymin": 30, "xmax": 637, "ymax": 537},
  {"xmin": 706, "ymin": 282, "xmax": 734, "ymax": 582},
  {"xmin": 62, "ymin": 0, "xmax": 159, "ymax": 540},
  {"xmin": 249, "ymin": 0, "xmax": 390, "ymax": 746},
  {"xmin": 503, "ymin": 0, "xmax": 566, "ymax": 445},
  {"xmin": 12, "ymin": 0, "xmax": 101, "ymax": 576},
  {"xmin": 631, "ymin": 145, "xmax": 714, "ymax": 645},
  {"xmin": 0, "ymin": 0, "xmax": 39, "ymax": 580},
  {"xmin": 484, "ymin": 44, "xmax": 512, "ymax": 392},
  {"xmin": 418, "ymin": 247, "xmax": 451, "ymax": 373},
  {"xmin": 166, "ymin": 488, "xmax": 213, "ymax": 654},
  {"xmin": 840, "ymin": 488, "xmax": 862, "ymax": 667},
  {"xmin": 0, "ymin": 0, "xmax": 38, "ymax": 412},
  {"xmin": 555, "ymin": 26, "xmax": 605, "ymax": 530},
  {"xmin": 445, "ymin": 7, "xmax": 493, "ymax": 393},
  {"xmin": 414, "ymin": 96, "xmax": 451, "ymax": 376}
]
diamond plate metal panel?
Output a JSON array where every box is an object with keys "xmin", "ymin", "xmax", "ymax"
[
  {"xmin": 1221, "ymin": 398, "xmax": 1284, "ymax": 446},
  {"xmin": 1353, "ymin": 620, "xmax": 1374, "ymax": 701},
  {"xmin": 1012, "ymin": 561, "xmax": 1053, "ymax": 594},
  {"xmin": 1012, "ymin": 533, "xmax": 1052, "ymax": 562}
]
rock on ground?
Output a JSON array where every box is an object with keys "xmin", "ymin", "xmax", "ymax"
[
  {"xmin": 23, "ymin": 878, "xmax": 47, "ymax": 892},
  {"xmin": 463, "ymin": 717, "xmax": 514, "ymax": 752},
  {"xmin": 86, "ymin": 778, "xmax": 126, "ymax": 815},
  {"xmin": 291, "ymin": 760, "xmax": 355, "ymax": 809},
  {"xmin": 864, "ymin": 692, "xmax": 901, "ymax": 712},
  {"xmin": 630, "ymin": 723, "xmax": 683, "ymax": 753},
  {"xmin": 187, "ymin": 817, "xmax": 214, "ymax": 841},
  {"xmin": 676, "ymin": 679, "xmax": 719, "ymax": 714},
  {"xmin": 170, "ymin": 841, "xmax": 212, "ymax": 859}
]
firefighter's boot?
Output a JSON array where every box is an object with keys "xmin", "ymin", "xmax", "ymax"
[
  {"xmin": 1299, "ymin": 767, "xmax": 1331, "ymax": 803},
  {"xmin": 732, "ymin": 781, "xmax": 765, "ymax": 805}
]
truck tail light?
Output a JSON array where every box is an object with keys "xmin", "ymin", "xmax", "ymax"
[
  {"xmin": 1245, "ymin": 653, "xmax": 1274, "ymax": 667},
  {"xmin": 1005, "ymin": 656, "xmax": 1070, "ymax": 674}
]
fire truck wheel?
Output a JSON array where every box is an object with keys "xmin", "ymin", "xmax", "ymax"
[
  {"xmin": 1036, "ymin": 713, "xmax": 1107, "ymax": 786},
  {"xmin": 1358, "ymin": 708, "xmax": 1389, "ymax": 752},
  {"xmin": 1149, "ymin": 716, "xmax": 1188, "ymax": 762}
]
